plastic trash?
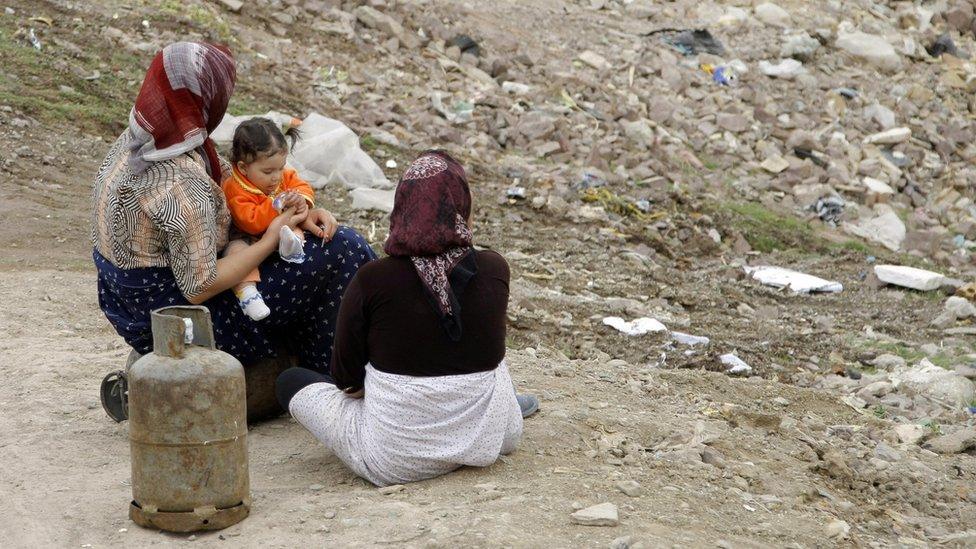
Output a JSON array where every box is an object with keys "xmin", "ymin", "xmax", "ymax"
[
  {"xmin": 349, "ymin": 188, "xmax": 395, "ymax": 213},
  {"xmin": 653, "ymin": 28, "xmax": 725, "ymax": 56},
  {"xmin": 212, "ymin": 111, "xmax": 391, "ymax": 191},
  {"xmin": 291, "ymin": 113, "xmax": 392, "ymax": 190},
  {"xmin": 701, "ymin": 64, "xmax": 737, "ymax": 86},
  {"xmin": 672, "ymin": 332, "xmax": 710, "ymax": 346},
  {"xmin": 926, "ymin": 33, "xmax": 959, "ymax": 58},
  {"xmin": 602, "ymin": 316, "xmax": 666, "ymax": 336},
  {"xmin": 759, "ymin": 58, "xmax": 803, "ymax": 79},
  {"xmin": 720, "ymin": 353, "xmax": 752, "ymax": 375},
  {"xmin": 577, "ymin": 172, "xmax": 607, "ymax": 190},
  {"xmin": 448, "ymin": 34, "xmax": 480, "ymax": 57},
  {"xmin": 744, "ymin": 265, "xmax": 843, "ymax": 294},
  {"xmin": 431, "ymin": 92, "xmax": 474, "ymax": 124},
  {"xmin": 811, "ymin": 196, "xmax": 845, "ymax": 226},
  {"xmin": 27, "ymin": 28, "xmax": 41, "ymax": 50},
  {"xmin": 506, "ymin": 187, "xmax": 527, "ymax": 200}
]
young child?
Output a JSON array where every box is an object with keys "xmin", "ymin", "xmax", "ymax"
[{"xmin": 223, "ymin": 117, "xmax": 318, "ymax": 321}]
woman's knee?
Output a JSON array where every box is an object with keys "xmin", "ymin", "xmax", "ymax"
[{"xmin": 276, "ymin": 367, "xmax": 335, "ymax": 410}]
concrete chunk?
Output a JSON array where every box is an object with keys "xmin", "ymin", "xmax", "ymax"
[{"xmin": 874, "ymin": 265, "xmax": 945, "ymax": 291}]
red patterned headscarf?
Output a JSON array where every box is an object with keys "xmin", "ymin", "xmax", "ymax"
[
  {"xmin": 128, "ymin": 42, "xmax": 236, "ymax": 181},
  {"xmin": 384, "ymin": 151, "xmax": 476, "ymax": 341}
]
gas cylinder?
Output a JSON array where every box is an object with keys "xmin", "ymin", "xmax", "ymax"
[{"xmin": 127, "ymin": 306, "xmax": 250, "ymax": 532}]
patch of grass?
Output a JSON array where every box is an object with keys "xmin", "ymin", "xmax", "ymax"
[
  {"xmin": 828, "ymin": 239, "xmax": 875, "ymax": 256},
  {"xmin": 151, "ymin": 0, "xmax": 233, "ymax": 43},
  {"xmin": 719, "ymin": 201, "xmax": 822, "ymax": 253},
  {"xmin": 0, "ymin": 19, "xmax": 144, "ymax": 135},
  {"xmin": 855, "ymin": 340, "xmax": 959, "ymax": 370},
  {"xmin": 227, "ymin": 95, "xmax": 269, "ymax": 117},
  {"xmin": 359, "ymin": 134, "xmax": 379, "ymax": 152},
  {"xmin": 873, "ymin": 404, "xmax": 887, "ymax": 419}
]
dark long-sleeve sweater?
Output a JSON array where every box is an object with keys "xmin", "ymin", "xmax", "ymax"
[{"xmin": 330, "ymin": 250, "xmax": 509, "ymax": 391}]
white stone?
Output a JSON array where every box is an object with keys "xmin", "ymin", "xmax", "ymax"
[
  {"xmin": 893, "ymin": 424, "xmax": 925, "ymax": 445},
  {"xmin": 218, "ymin": 0, "xmax": 243, "ymax": 12},
  {"xmin": 349, "ymin": 188, "xmax": 395, "ymax": 213},
  {"xmin": 844, "ymin": 209, "xmax": 905, "ymax": 251},
  {"xmin": 621, "ymin": 119, "xmax": 654, "ymax": 147},
  {"xmin": 945, "ymin": 296, "xmax": 976, "ymax": 320},
  {"xmin": 780, "ymin": 32, "xmax": 821, "ymax": 59},
  {"xmin": 720, "ymin": 353, "xmax": 752, "ymax": 375},
  {"xmin": 826, "ymin": 520, "xmax": 851, "ymax": 540},
  {"xmin": 890, "ymin": 359, "xmax": 976, "ymax": 407},
  {"xmin": 717, "ymin": 7, "xmax": 749, "ymax": 27},
  {"xmin": 874, "ymin": 265, "xmax": 945, "ymax": 291},
  {"xmin": 863, "ymin": 177, "xmax": 895, "ymax": 195},
  {"xmin": 836, "ymin": 31, "xmax": 901, "ymax": 71},
  {"xmin": 754, "ymin": 3, "xmax": 792, "ymax": 27},
  {"xmin": 761, "ymin": 155, "xmax": 790, "ymax": 173},
  {"xmin": 501, "ymin": 81, "xmax": 531, "ymax": 95},
  {"xmin": 864, "ymin": 103, "xmax": 896, "ymax": 130},
  {"xmin": 578, "ymin": 50, "xmax": 611, "ymax": 71},
  {"xmin": 615, "ymin": 480, "xmax": 642, "ymax": 497},
  {"xmin": 602, "ymin": 316, "xmax": 666, "ymax": 336},
  {"xmin": 863, "ymin": 127, "xmax": 911, "ymax": 145},
  {"xmin": 744, "ymin": 265, "xmax": 843, "ymax": 293},
  {"xmin": 671, "ymin": 332, "xmax": 710, "ymax": 346},
  {"xmin": 759, "ymin": 58, "xmax": 804, "ymax": 79},
  {"xmin": 570, "ymin": 503, "xmax": 619, "ymax": 526}
]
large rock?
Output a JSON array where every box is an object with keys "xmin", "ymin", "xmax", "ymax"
[
  {"xmin": 924, "ymin": 428, "xmax": 976, "ymax": 454},
  {"xmin": 945, "ymin": 296, "xmax": 976, "ymax": 319},
  {"xmin": 863, "ymin": 127, "xmax": 911, "ymax": 145},
  {"xmin": 893, "ymin": 424, "xmax": 926, "ymax": 445},
  {"xmin": 755, "ymin": 3, "xmax": 792, "ymax": 27},
  {"xmin": 781, "ymin": 32, "xmax": 821, "ymax": 60},
  {"xmin": 570, "ymin": 503, "xmax": 619, "ymax": 526},
  {"xmin": 890, "ymin": 360, "xmax": 976, "ymax": 407},
  {"xmin": 354, "ymin": 6, "xmax": 421, "ymax": 48},
  {"xmin": 844, "ymin": 209, "xmax": 905, "ymax": 251},
  {"xmin": 874, "ymin": 265, "xmax": 945, "ymax": 291},
  {"xmin": 835, "ymin": 31, "xmax": 901, "ymax": 72}
]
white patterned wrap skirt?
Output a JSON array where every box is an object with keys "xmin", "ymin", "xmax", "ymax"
[{"xmin": 289, "ymin": 361, "xmax": 523, "ymax": 486}]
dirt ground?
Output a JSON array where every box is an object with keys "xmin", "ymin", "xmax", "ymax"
[{"xmin": 3, "ymin": 0, "xmax": 976, "ymax": 547}]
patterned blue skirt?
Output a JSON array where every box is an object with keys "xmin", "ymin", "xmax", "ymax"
[{"xmin": 94, "ymin": 226, "xmax": 376, "ymax": 373}]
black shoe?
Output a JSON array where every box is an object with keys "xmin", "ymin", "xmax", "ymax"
[
  {"xmin": 517, "ymin": 393, "xmax": 539, "ymax": 418},
  {"xmin": 100, "ymin": 370, "xmax": 128, "ymax": 422}
]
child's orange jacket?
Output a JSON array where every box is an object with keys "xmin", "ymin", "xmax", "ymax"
[{"xmin": 222, "ymin": 166, "xmax": 315, "ymax": 236}]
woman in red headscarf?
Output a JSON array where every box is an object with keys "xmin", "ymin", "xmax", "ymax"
[
  {"xmin": 92, "ymin": 42, "xmax": 376, "ymax": 421},
  {"xmin": 276, "ymin": 151, "xmax": 538, "ymax": 487}
]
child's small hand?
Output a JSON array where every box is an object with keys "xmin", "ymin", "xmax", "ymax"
[{"xmin": 278, "ymin": 192, "xmax": 304, "ymax": 211}]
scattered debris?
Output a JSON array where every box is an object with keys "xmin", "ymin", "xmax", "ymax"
[
  {"xmin": 602, "ymin": 316, "xmax": 667, "ymax": 336},
  {"xmin": 744, "ymin": 266, "xmax": 843, "ymax": 294},
  {"xmin": 671, "ymin": 332, "xmax": 710, "ymax": 346},
  {"xmin": 655, "ymin": 28, "xmax": 725, "ymax": 56}
]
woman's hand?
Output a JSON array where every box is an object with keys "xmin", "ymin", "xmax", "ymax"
[
  {"xmin": 263, "ymin": 207, "xmax": 307, "ymax": 243},
  {"xmin": 302, "ymin": 208, "xmax": 339, "ymax": 242}
]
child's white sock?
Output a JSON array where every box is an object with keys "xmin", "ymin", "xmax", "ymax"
[
  {"xmin": 279, "ymin": 225, "xmax": 306, "ymax": 264},
  {"xmin": 236, "ymin": 284, "xmax": 270, "ymax": 321}
]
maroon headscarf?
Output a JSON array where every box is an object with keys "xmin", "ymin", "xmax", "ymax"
[
  {"xmin": 384, "ymin": 151, "xmax": 476, "ymax": 341},
  {"xmin": 127, "ymin": 42, "xmax": 236, "ymax": 181}
]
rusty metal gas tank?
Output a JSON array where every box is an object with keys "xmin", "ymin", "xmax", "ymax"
[{"xmin": 127, "ymin": 306, "xmax": 250, "ymax": 532}]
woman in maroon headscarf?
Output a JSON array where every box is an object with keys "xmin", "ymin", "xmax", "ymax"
[
  {"xmin": 276, "ymin": 151, "xmax": 538, "ymax": 487},
  {"xmin": 92, "ymin": 42, "xmax": 376, "ymax": 421}
]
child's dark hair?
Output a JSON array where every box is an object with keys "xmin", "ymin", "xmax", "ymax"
[{"xmin": 230, "ymin": 117, "xmax": 301, "ymax": 165}]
